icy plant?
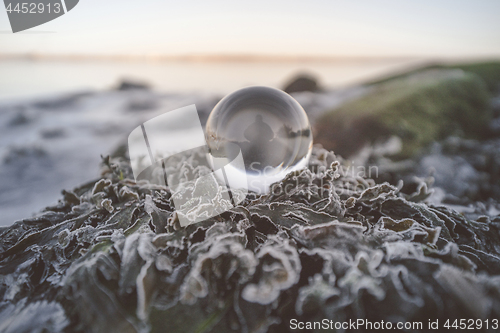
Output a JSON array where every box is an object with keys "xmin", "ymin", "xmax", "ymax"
[{"xmin": 0, "ymin": 147, "xmax": 500, "ymax": 333}]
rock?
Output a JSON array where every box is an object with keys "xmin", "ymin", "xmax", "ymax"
[
  {"xmin": 368, "ymin": 61, "xmax": 500, "ymax": 94},
  {"xmin": 31, "ymin": 92, "xmax": 91, "ymax": 110},
  {"xmin": 283, "ymin": 74, "xmax": 319, "ymax": 94},
  {"xmin": 116, "ymin": 80, "xmax": 150, "ymax": 91},
  {"xmin": 314, "ymin": 70, "xmax": 492, "ymax": 158},
  {"xmin": 40, "ymin": 128, "xmax": 66, "ymax": 139},
  {"xmin": 8, "ymin": 108, "xmax": 31, "ymax": 126},
  {"xmin": 126, "ymin": 98, "xmax": 158, "ymax": 112},
  {"xmin": 445, "ymin": 62, "xmax": 500, "ymax": 94}
]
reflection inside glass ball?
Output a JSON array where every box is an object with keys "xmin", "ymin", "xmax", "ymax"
[{"xmin": 205, "ymin": 86, "xmax": 313, "ymax": 193}]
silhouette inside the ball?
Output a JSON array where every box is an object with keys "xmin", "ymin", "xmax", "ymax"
[{"xmin": 206, "ymin": 86, "xmax": 313, "ymax": 193}]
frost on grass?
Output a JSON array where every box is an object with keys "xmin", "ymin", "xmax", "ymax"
[{"xmin": 1, "ymin": 147, "xmax": 500, "ymax": 332}]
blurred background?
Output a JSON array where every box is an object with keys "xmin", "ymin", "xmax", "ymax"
[{"xmin": 1, "ymin": 0, "xmax": 500, "ymax": 225}]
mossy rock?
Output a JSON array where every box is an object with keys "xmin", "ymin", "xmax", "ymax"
[
  {"xmin": 369, "ymin": 61, "xmax": 500, "ymax": 94},
  {"xmin": 315, "ymin": 69, "xmax": 492, "ymax": 158}
]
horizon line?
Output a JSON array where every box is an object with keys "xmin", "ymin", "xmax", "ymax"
[{"xmin": 0, "ymin": 53, "xmax": 497, "ymax": 63}]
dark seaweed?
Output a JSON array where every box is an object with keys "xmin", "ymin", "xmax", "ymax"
[{"xmin": 1, "ymin": 146, "xmax": 500, "ymax": 333}]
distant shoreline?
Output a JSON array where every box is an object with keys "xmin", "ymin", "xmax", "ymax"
[{"xmin": 1, "ymin": 53, "xmax": 497, "ymax": 64}]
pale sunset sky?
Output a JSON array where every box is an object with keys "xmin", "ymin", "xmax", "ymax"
[{"xmin": 0, "ymin": 0, "xmax": 499, "ymax": 58}]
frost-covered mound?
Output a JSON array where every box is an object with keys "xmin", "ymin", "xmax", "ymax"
[{"xmin": 1, "ymin": 147, "xmax": 500, "ymax": 333}]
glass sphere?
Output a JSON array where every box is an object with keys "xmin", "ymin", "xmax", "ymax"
[{"xmin": 205, "ymin": 86, "xmax": 313, "ymax": 193}]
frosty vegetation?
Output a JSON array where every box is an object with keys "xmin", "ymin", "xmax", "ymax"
[{"xmin": 1, "ymin": 146, "xmax": 500, "ymax": 333}]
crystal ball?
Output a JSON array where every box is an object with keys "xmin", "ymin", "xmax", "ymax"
[{"xmin": 205, "ymin": 86, "xmax": 313, "ymax": 193}]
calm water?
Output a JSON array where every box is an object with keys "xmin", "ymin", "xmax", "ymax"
[{"xmin": 0, "ymin": 58, "xmax": 427, "ymax": 101}]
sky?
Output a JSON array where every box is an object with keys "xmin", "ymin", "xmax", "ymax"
[{"xmin": 0, "ymin": 0, "xmax": 500, "ymax": 58}]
